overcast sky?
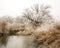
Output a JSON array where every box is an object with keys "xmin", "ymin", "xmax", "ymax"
[{"xmin": 0, "ymin": 0, "xmax": 60, "ymax": 21}]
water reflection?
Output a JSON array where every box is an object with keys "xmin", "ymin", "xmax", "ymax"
[
  {"xmin": 6, "ymin": 36, "xmax": 24, "ymax": 48},
  {"xmin": 0, "ymin": 35, "xmax": 35, "ymax": 48}
]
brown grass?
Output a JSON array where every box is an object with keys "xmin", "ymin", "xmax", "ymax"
[
  {"xmin": 34, "ymin": 23, "xmax": 60, "ymax": 48},
  {"xmin": 0, "ymin": 20, "xmax": 60, "ymax": 48}
]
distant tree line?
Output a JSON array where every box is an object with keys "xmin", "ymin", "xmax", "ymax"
[{"xmin": 0, "ymin": 4, "xmax": 54, "ymax": 26}]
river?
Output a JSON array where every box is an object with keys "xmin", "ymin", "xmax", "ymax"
[{"xmin": 0, "ymin": 35, "xmax": 36, "ymax": 48}]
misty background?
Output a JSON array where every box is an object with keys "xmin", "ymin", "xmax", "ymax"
[{"xmin": 0, "ymin": 0, "xmax": 60, "ymax": 21}]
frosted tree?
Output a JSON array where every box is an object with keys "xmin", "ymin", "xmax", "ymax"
[
  {"xmin": 15, "ymin": 16, "xmax": 29, "ymax": 24},
  {"xmin": 22, "ymin": 4, "xmax": 53, "ymax": 28},
  {"xmin": 0, "ymin": 16, "xmax": 14, "ymax": 24}
]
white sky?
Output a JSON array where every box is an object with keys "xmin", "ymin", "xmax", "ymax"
[{"xmin": 0, "ymin": 0, "xmax": 60, "ymax": 21}]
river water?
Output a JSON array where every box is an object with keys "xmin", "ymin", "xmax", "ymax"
[{"xmin": 0, "ymin": 35, "xmax": 35, "ymax": 48}]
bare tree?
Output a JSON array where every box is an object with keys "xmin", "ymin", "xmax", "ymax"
[
  {"xmin": 15, "ymin": 16, "xmax": 31, "ymax": 24},
  {"xmin": 0, "ymin": 16, "xmax": 14, "ymax": 24},
  {"xmin": 22, "ymin": 4, "xmax": 53, "ymax": 28},
  {"xmin": 15, "ymin": 16, "xmax": 24, "ymax": 23}
]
